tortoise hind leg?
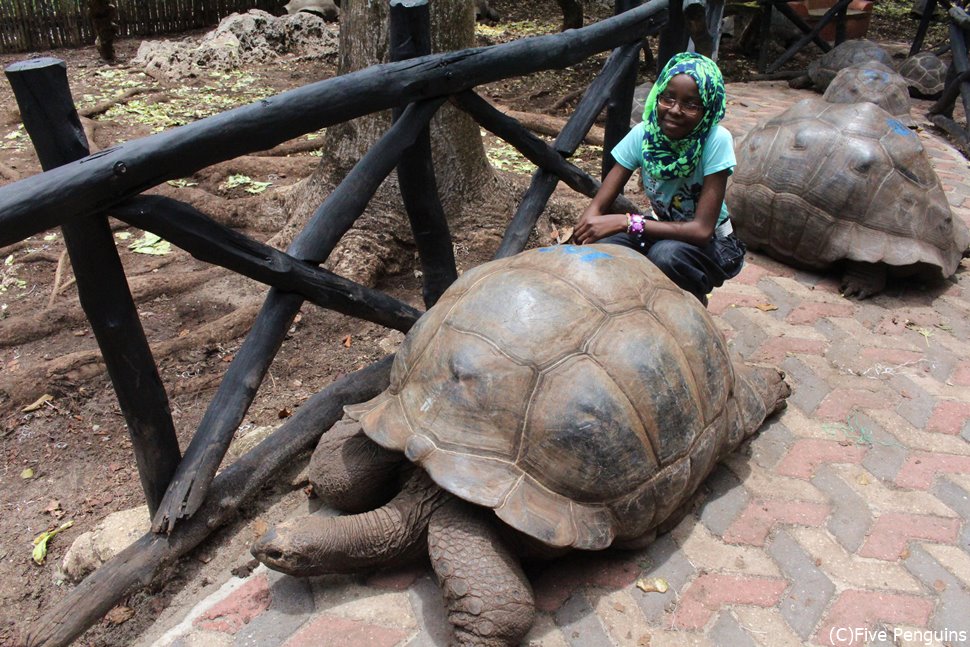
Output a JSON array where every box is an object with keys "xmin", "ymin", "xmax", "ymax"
[
  {"xmin": 309, "ymin": 417, "xmax": 406, "ymax": 513},
  {"xmin": 840, "ymin": 261, "xmax": 886, "ymax": 299},
  {"xmin": 428, "ymin": 499, "xmax": 535, "ymax": 646}
]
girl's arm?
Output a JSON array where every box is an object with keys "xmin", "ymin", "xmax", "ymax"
[
  {"xmin": 574, "ymin": 164, "xmax": 635, "ymax": 243},
  {"xmin": 575, "ymin": 168, "xmax": 730, "ymax": 247}
]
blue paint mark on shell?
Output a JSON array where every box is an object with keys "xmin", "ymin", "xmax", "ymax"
[
  {"xmin": 540, "ymin": 245, "xmax": 612, "ymax": 262},
  {"xmin": 887, "ymin": 118, "xmax": 915, "ymax": 138}
]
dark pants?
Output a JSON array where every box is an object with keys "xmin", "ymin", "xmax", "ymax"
[{"xmin": 599, "ymin": 231, "xmax": 746, "ymax": 303}]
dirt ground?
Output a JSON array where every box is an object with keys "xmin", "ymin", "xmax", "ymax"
[{"xmin": 0, "ymin": 1, "xmax": 950, "ymax": 645}]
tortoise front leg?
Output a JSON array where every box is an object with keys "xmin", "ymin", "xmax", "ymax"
[
  {"xmin": 309, "ymin": 417, "xmax": 406, "ymax": 513},
  {"xmin": 428, "ymin": 499, "xmax": 535, "ymax": 647},
  {"xmin": 841, "ymin": 261, "xmax": 887, "ymax": 299}
]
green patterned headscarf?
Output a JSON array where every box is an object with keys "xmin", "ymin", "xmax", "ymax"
[{"xmin": 641, "ymin": 52, "xmax": 726, "ymax": 180}]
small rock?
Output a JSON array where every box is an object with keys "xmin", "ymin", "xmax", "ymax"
[{"xmin": 59, "ymin": 505, "xmax": 150, "ymax": 582}]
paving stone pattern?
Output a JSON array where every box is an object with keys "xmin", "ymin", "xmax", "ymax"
[{"xmin": 146, "ymin": 81, "xmax": 970, "ymax": 647}]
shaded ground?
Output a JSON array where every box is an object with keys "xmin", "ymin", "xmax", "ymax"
[{"xmin": 0, "ymin": 1, "xmax": 958, "ymax": 645}]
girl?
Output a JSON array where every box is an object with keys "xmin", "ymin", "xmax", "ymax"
[{"xmin": 574, "ymin": 52, "xmax": 745, "ymax": 306}]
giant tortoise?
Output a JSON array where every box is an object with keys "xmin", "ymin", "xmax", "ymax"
[
  {"xmin": 726, "ymin": 97, "xmax": 970, "ymax": 298},
  {"xmin": 790, "ymin": 39, "xmax": 894, "ymax": 91},
  {"xmin": 252, "ymin": 244, "xmax": 791, "ymax": 645}
]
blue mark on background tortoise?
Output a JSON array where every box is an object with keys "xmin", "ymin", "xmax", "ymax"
[{"xmin": 539, "ymin": 245, "xmax": 612, "ymax": 262}]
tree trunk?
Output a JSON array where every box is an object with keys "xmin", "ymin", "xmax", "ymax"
[
  {"xmin": 87, "ymin": 0, "xmax": 118, "ymax": 61},
  {"xmin": 283, "ymin": 0, "xmax": 500, "ymax": 286}
]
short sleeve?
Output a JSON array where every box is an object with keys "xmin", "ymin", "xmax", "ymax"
[
  {"xmin": 611, "ymin": 123, "xmax": 645, "ymax": 171},
  {"xmin": 702, "ymin": 125, "xmax": 736, "ymax": 177}
]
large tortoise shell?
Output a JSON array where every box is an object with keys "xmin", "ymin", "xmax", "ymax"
[
  {"xmin": 726, "ymin": 98, "xmax": 969, "ymax": 275},
  {"xmin": 347, "ymin": 245, "xmax": 747, "ymax": 550},
  {"xmin": 808, "ymin": 39, "xmax": 894, "ymax": 91}
]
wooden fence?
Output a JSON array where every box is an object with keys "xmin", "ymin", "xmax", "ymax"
[
  {"xmin": 0, "ymin": 0, "xmax": 667, "ymax": 644},
  {"xmin": 0, "ymin": 0, "xmax": 280, "ymax": 54}
]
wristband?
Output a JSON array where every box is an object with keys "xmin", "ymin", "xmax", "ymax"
[{"xmin": 627, "ymin": 213, "xmax": 645, "ymax": 235}]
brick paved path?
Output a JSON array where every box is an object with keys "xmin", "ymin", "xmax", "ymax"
[{"xmin": 140, "ymin": 81, "xmax": 970, "ymax": 647}]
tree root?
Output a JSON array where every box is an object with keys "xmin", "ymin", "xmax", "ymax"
[
  {"xmin": 77, "ymin": 87, "xmax": 170, "ymax": 119},
  {"xmin": 253, "ymin": 136, "xmax": 328, "ymax": 157},
  {"xmin": 0, "ymin": 303, "xmax": 260, "ymax": 407},
  {"xmin": 0, "ymin": 266, "xmax": 223, "ymax": 347},
  {"xmin": 497, "ymin": 105, "xmax": 605, "ymax": 146},
  {"xmin": 48, "ymin": 249, "xmax": 70, "ymax": 308}
]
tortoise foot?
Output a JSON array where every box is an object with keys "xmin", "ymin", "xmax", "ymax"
[
  {"xmin": 429, "ymin": 499, "xmax": 535, "ymax": 646},
  {"xmin": 841, "ymin": 261, "xmax": 886, "ymax": 299}
]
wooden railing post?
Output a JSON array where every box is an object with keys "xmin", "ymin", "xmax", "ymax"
[
  {"xmin": 494, "ymin": 40, "xmax": 644, "ymax": 258},
  {"xmin": 390, "ymin": 0, "xmax": 459, "ymax": 307},
  {"xmin": 602, "ymin": 0, "xmax": 643, "ymax": 180},
  {"xmin": 4, "ymin": 58, "xmax": 181, "ymax": 518}
]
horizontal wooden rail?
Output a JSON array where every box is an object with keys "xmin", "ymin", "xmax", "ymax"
[
  {"xmin": 0, "ymin": 0, "xmax": 668, "ymax": 248},
  {"xmin": 112, "ymin": 196, "xmax": 424, "ymax": 332}
]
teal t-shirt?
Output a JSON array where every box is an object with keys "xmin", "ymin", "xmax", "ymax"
[{"xmin": 612, "ymin": 123, "xmax": 736, "ymax": 227}]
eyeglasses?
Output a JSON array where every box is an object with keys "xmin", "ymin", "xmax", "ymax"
[{"xmin": 657, "ymin": 94, "xmax": 705, "ymax": 116}]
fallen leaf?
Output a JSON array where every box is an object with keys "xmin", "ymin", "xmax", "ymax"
[
  {"xmin": 32, "ymin": 520, "xmax": 74, "ymax": 565},
  {"xmin": 104, "ymin": 605, "xmax": 134, "ymax": 626},
  {"xmin": 755, "ymin": 303, "xmax": 778, "ymax": 312},
  {"xmin": 856, "ymin": 473, "xmax": 870, "ymax": 486},
  {"xmin": 21, "ymin": 468, "xmax": 34, "ymax": 479},
  {"xmin": 904, "ymin": 321, "xmax": 933, "ymax": 344},
  {"xmin": 22, "ymin": 394, "xmax": 53, "ymax": 412},
  {"xmin": 343, "ymin": 335, "xmax": 352, "ymax": 348},
  {"xmin": 128, "ymin": 232, "xmax": 171, "ymax": 256},
  {"xmin": 635, "ymin": 576, "xmax": 669, "ymax": 593},
  {"xmin": 278, "ymin": 408, "xmax": 291, "ymax": 419}
]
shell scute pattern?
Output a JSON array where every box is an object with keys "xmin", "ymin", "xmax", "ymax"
[
  {"xmin": 808, "ymin": 39, "xmax": 894, "ymax": 90},
  {"xmin": 726, "ymin": 98, "xmax": 969, "ymax": 274},
  {"xmin": 352, "ymin": 245, "xmax": 739, "ymax": 550},
  {"xmin": 822, "ymin": 61, "xmax": 914, "ymax": 125},
  {"xmin": 898, "ymin": 52, "xmax": 947, "ymax": 98}
]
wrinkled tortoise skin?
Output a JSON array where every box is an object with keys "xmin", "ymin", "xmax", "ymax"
[
  {"xmin": 347, "ymin": 244, "xmax": 773, "ymax": 550},
  {"xmin": 726, "ymin": 97, "xmax": 969, "ymax": 278}
]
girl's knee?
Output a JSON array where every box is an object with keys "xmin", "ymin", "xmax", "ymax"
[{"xmin": 645, "ymin": 240, "xmax": 689, "ymax": 271}]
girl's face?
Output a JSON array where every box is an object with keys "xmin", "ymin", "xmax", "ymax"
[{"xmin": 656, "ymin": 74, "xmax": 704, "ymax": 140}]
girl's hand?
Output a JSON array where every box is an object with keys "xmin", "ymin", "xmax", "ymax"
[{"xmin": 574, "ymin": 213, "xmax": 628, "ymax": 245}]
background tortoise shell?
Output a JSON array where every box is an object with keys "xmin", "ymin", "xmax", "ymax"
[
  {"xmin": 898, "ymin": 51, "xmax": 947, "ymax": 99},
  {"xmin": 807, "ymin": 39, "xmax": 894, "ymax": 91},
  {"xmin": 822, "ymin": 61, "xmax": 914, "ymax": 127},
  {"xmin": 726, "ymin": 97, "xmax": 969, "ymax": 276},
  {"xmin": 348, "ymin": 245, "xmax": 763, "ymax": 550}
]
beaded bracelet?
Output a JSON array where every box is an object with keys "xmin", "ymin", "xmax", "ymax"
[{"xmin": 627, "ymin": 213, "xmax": 645, "ymax": 235}]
